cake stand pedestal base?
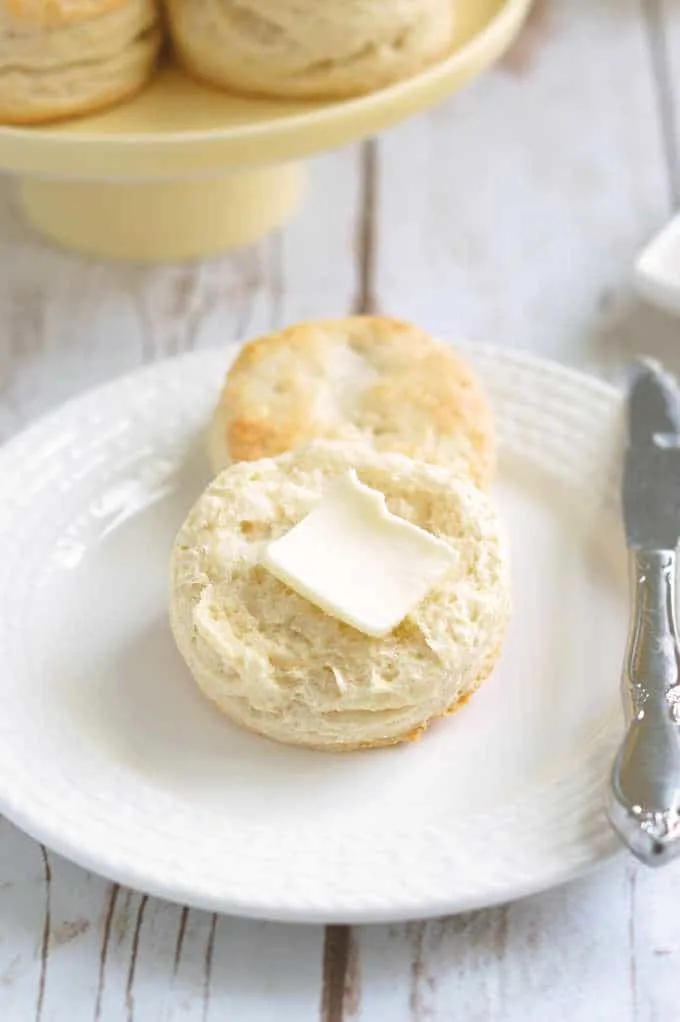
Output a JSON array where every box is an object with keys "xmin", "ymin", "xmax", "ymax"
[{"xmin": 18, "ymin": 162, "xmax": 306, "ymax": 262}]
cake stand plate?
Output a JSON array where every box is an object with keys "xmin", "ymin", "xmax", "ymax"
[{"xmin": 0, "ymin": 0, "xmax": 531, "ymax": 261}]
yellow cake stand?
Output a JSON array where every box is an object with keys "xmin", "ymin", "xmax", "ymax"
[{"xmin": 0, "ymin": 0, "xmax": 531, "ymax": 262}]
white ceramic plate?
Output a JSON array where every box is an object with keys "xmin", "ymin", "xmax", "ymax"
[{"xmin": 0, "ymin": 346, "xmax": 627, "ymax": 923}]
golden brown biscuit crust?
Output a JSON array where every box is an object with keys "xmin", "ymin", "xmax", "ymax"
[{"xmin": 211, "ymin": 316, "xmax": 496, "ymax": 489}]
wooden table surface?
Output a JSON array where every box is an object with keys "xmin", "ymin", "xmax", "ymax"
[{"xmin": 3, "ymin": 2, "xmax": 680, "ymax": 1019}]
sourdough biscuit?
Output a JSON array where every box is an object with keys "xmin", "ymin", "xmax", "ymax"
[
  {"xmin": 170, "ymin": 441, "xmax": 510, "ymax": 751},
  {"xmin": 166, "ymin": 0, "xmax": 456, "ymax": 100},
  {"xmin": 0, "ymin": 0, "xmax": 161, "ymax": 124},
  {"xmin": 208, "ymin": 316, "xmax": 496, "ymax": 489}
]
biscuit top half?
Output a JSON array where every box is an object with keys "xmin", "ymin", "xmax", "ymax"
[{"xmin": 212, "ymin": 316, "xmax": 496, "ymax": 490}]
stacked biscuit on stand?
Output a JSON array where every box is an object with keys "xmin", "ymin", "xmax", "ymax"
[
  {"xmin": 0, "ymin": 0, "xmax": 163, "ymax": 123},
  {"xmin": 170, "ymin": 317, "xmax": 511, "ymax": 752},
  {"xmin": 165, "ymin": 0, "xmax": 457, "ymax": 100},
  {"xmin": 0, "ymin": 0, "xmax": 458, "ymax": 123}
]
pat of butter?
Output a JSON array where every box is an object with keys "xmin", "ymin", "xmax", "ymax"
[{"xmin": 261, "ymin": 470, "xmax": 456, "ymax": 638}]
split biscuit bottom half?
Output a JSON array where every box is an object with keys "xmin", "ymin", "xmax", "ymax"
[{"xmin": 170, "ymin": 441, "xmax": 510, "ymax": 751}]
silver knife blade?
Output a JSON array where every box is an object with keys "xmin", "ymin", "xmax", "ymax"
[{"xmin": 623, "ymin": 359, "xmax": 680, "ymax": 550}]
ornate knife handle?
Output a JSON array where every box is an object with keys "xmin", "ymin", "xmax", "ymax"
[{"xmin": 608, "ymin": 549, "xmax": 680, "ymax": 865}]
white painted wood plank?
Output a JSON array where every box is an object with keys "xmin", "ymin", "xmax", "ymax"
[
  {"xmin": 630, "ymin": 858, "xmax": 680, "ymax": 1022},
  {"xmin": 487, "ymin": 865, "xmax": 634, "ymax": 1022},
  {"xmin": 354, "ymin": 864, "xmax": 638, "ymax": 1022},
  {"xmin": 0, "ymin": 821, "xmax": 48, "ymax": 1020},
  {"xmin": 372, "ymin": 0, "xmax": 669, "ymax": 381},
  {"xmin": 645, "ymin": 0, "xmax": 680, "ymax": 207},
  {"xmin": 0, "ymin": 143, "xmax": 361, "ymax": 1021},
  {"xmin": 34, "ymin": 856, "xmax": 107, "ymax": 1021},
  {"xmin": 205, "ymin": 918, "xmax": 324, "ymax": 1022}
]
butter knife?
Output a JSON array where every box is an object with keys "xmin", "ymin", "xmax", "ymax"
[{"xmin": 608, "ymin": 359, "xmax": 680, "ymax": 865}]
